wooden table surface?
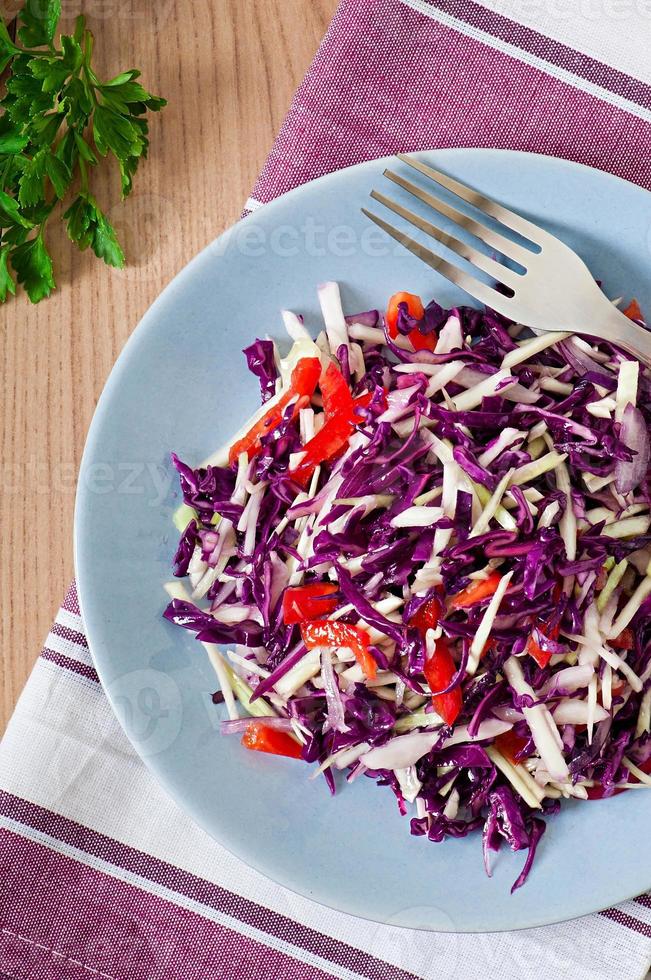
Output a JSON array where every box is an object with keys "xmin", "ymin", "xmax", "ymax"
[{"xmin": 0, "ymin": 0, "xmax": 338, "ymax": 733}]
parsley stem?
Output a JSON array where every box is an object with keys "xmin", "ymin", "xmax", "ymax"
[
  {"xmin": 81, "ymin": 30, "xmax": 99, "ymax": 106},
  {"xmin": 78, "ymin": 152, "xmax": 88, "ymax": 194},
  {"xmin": 83, "ymin": 29, "xmax": 93, "ymax": 68}
]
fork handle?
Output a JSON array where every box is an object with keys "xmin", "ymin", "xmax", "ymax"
[{"xmin": 593, "ymin": 300, "xmax": 651, "ymax": 366}]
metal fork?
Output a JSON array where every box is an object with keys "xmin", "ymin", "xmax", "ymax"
[{"xmin": 362, "ymin": 153, "xmax": 651, "ymax": 363}]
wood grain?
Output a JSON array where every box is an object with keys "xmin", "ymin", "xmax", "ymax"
[{"xmin": 0, "ymin": 0, "xmax": 338, "ymax": 732}]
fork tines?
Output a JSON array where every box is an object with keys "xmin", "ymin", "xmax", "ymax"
[{"xmin": 363, "ymin": 154, "xmax": 544, "ymax": 311}]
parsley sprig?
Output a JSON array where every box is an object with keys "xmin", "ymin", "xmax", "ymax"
[{"xmin": 0, "ymin": 0, "xmax": 165, "ymax": 302}]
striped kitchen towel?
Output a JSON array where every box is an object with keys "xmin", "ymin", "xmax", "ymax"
[{"xmin": 3, "ymin": 2, "xmax": 651, "ymax": 978}]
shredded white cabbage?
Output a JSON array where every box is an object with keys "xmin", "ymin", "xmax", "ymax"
[
  {"xmin": 466, "ymin": 571, "xmax": 513, "ymax": 675},
  {"xmin": 391, "ymin": 505, "xmax": 445, "ymax": 528},
  {"xmin": 485, "ymin": 746, "xmax": 544, "ymax": 809},
  {"xmin": 503, "ymin": 657, "xmax": 569, "ymax": 781},
  {"xmin": 451, "ymin": 368, "xmax": 517, "ymax": 412},
  {"xmin": 434, "ymin": 313, "xmax": 462, "ymax": 353},
  {"xmin": 501, "ymin": 330, "xmax": 572, "ymax": 370},
  {"xmin": 470, "ymin": 470, "xmax": 514, "ymax": 538},
  {"xmin": 318, "ymin": 281, "xmax": 350, "ymax": 357},
  {"xmin": 477, "ymin": 427, "xmax": 525, "ymax": 467},
  {"xmin": 281, "ymin": 309, "xmax": 312, "ymax": 342},
  {"xmin": 615, "ymin": 359, "xmax": 639, "ymax": 422}
]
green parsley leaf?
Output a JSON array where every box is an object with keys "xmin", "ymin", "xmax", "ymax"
[
  {"xmin": 28, "ymin": 110, "xmax": 62, "ymax": 147},
  {"xmin": 0, "ymin": 20, "xmax": 20, "ymax": 74},
  {"xmin": 98, "ymin": 80, "xmax": 166, "ymax": 114},
  {"xmin": 62, "ymin": 193, "xmax": 91, "ymax": 248},
  {"xmin": 60, "ymin": 76, "xmax": 93, "ymax": 126},
  {"xmin": 93, "ymin": 104, "xmax": 144, "ymax": 160},
  {"xmin": 0, "ymin": 117, "xmax": 29, "ymax": 155},
  {"xmin": 3, "ymin": 224, "xmax": 30, "ymax": 246},
  {"xmin": 102, "ymin": 69, "xmax": 141, "ymax": 87},
  {"xmin": 44, "ymin": 151, "xmax": 70, "ymax": 198},
  {"xmin": 10, "ymin": 234, "xmax": 55, "ymax": 303},
  {"xmin": 0, "ymin": 188, "xmax": 33, "ymax": 228},
  {"xmin": 5, "ymin": 66, "xmax": 56, "ymax": 123},
  {"xmin": 73, "ymin": 131, "xmax": 97, "ymax": 165},
  {"xmin": 89, "ymin": 204, "xmax": 124, "ymax": 267},
  {"xmin": 118, "ymin": 153, "xmax": 139, "ymax": 198},
  {"xmin": 0, "ymin": 19, "xmax": 20, "ymax": 53},
  {"xmin": 28, "ymin": 55, "xmax": 71, "ymax": 93},
  {"xmin": 0, "ymin": 3, "xmax": 164, "ymax": 302},
  {"xmin": 0, "ymin": 247, "xmax": 16, "ymax": 302},
  {"xmin": 18, "ymin": 148, "xmax": 47, "ymax": 206},
  {"xmin": 63, "ymin": 194, "xmax": 125, "ymax": 267},
  {"xmin": 60, "ymin": 35, "xmax": 83, "ymax": 73},
  {"xmin": 18, "ymin": 0, "xmax": 62, "ymax": 48}
]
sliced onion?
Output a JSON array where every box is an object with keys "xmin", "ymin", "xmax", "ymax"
[
  {"xmin": 220, "ymin": 717, "xmax": 294, "ymax": 735},
  {"xmin": 541, "ymin": 665, "xmax": 594, "ymax": 696},
  {"xmin": 361, "ymin": 731, "xmax": 441, "ymax": 770},
  {"xmin": 558, "ymin": 337, "xmax": 606, "ymax": 376},
  {"xmin": 434, "ymin": 313, "xmax": 462, "ymax": 353},
  {"xmin": 616, "ymin": 402, "xmax": 650, "ymax": 493},
  {"xmin": 551, "ymin": 700, "xmax": 608, "ymax": 725},
  {"xmin": 395, "ymin": 766, "xmax": 422, "ymax": 804},
  {"xmin": 360, "ymin": 718, "xmax": 512, "ymax": 771},
  {"xmin": 321, "ymin": 647, "xmax": 349, "ymax": 734}
]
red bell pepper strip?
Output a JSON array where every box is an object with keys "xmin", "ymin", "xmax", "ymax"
[
  {"xmin": 320, "ymin": 361, "xmax": 355, "ymax": 418},
  {"xmin": 287, "ymin": 362, "xmax": 381, "ymax": 487},
  {"xmin": 282, "ymin": 583, "xmax": 339, "ymax": 624},
  {"xmin": 290, "ymin": 392, "xmax": 371, "ymax": 487},
  {"xmin": 480, "ymin": 639, "xmax": 495, "ymax": 661},
  {"xmin": 449, "ymin": 572, "xmax": 502, "ymax": 610},
  {"xmin": 525, "ymin": 581, "xmax": 564, "ymax": 668},
  {"xmin": 423, "ymin": 638, "xmax": 462, "ymax": 726},
  {"xmin": 241, "ymin": 722, "xmax": 303, "ymax": 759},
  {"xmin": 494, "ymin": 729, "xmax": 530, "ymax": 766},
  {"xmin": 228, "ymin": 357, "xmax": 321, "ymax": 465},
  {"xmin": 301, "ymin": 619, "xmax": 377, "ymax": 680},
  {"xmin": 526, "ymin": 625, "xmax": 557, "ymax": 669},
  {"xmin": 290, "ymin": 363, "xmax": 379, "ymax": 486},
  {"xmin": 623, "ymin": 298, "xmax": 643, "ymax": 322},
  {"xmin": 408, "ymin": 596, "xmax": 441, "ymax": 637},
  {"xmin": 290, "ymin": 413, "xmax": 354, "ymax": 487},
  {"xmin": 585, "ymin": 782, "xmax": 623, "ymax": 800},
  {"xmin": 386, "ymin": 292, "xmax": 435, "ymax": 352},
  {"xmin": 291, "ymin": 357, "xmax": 322, "ymax": 397},
  {"xmin": 526, "ymin": 634, "xmax": 553, "ymax": 670},
  {"xmin": 525, "ymin": 612, "xmax": 562, "ymax": 669},
  {"xmin": 610, "ymin": 628, "xmax": 634, "ymax": 650}
]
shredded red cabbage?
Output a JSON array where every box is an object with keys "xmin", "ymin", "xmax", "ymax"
[{"xmin": 164, "ymin": 283, "xmax": 651, "ymax": 890}]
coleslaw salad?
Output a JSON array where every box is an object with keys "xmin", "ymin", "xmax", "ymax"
[{"xmin": 164, "ymin": 282, "xmax": 651, "ymax": 890}]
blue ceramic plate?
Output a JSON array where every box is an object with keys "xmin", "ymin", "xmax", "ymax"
[{"xmin": 75, "ymin": 150, "xmax": 651, "ymax": 932}]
